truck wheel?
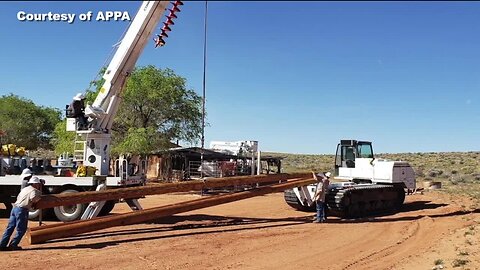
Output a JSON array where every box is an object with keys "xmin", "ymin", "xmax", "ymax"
[
  {"xmin": 29, "ymin": 208, "xmax": 53, "ymax": 221},
  {"xmin": 98, "ymin": 200, "xmax": 116, "ymax": 216},
  {"xmin": 53, "ymin": 189, "xmax": 87, "ymax": 221},
  {"xmin": 28, "ymin": 209, "xmax": 41, "ymax": 220}
]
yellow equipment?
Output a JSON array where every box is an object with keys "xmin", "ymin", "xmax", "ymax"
[
  {"xmin": 1, "ymin": 144, "xmax": 26, "ymax": 156},
  {"xmin": 76, "ymin": 165, "xmax": 97, "ymax": 177}
]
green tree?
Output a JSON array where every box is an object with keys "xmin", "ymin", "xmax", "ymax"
[
  {"xmin": 0, "ymin": 94, "xmax": 61, "ymax": 150},
  {"xmin": 51, "ymin": 120, "xmax": 75, "ymax": 155},
  {"xmin": 112, "ymin": 65, "xmax": 202, "ymax": 155}
]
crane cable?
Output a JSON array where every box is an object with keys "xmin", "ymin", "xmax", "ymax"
[
  {"xmin": 200, "ymin": 0, "xmax": 208, "ymax": 179},
  {"xmin": 87, "ymin": 7, "xmax": 134, "ymax": 93}
]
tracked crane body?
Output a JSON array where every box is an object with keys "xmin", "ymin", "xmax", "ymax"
[{"xmin": 284, "ymin": 140, "xmax": 416, "ymax": 218}]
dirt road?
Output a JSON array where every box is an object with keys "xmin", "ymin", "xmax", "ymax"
[{"xmin": 0, "ymin": 191, "xmax": 479, "ymax": 270}]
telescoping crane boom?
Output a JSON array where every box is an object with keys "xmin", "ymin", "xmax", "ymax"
[{"xmin": 67, "ymin": 1, "xmax": 183, "ymax": 177}]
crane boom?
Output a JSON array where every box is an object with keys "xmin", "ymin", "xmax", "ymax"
[
  {"xmin": 67, "ymin": 1, "xmax": 180, "ymax": 176},
  {"xmin": 88, "ymin": 1, "xmax": 169, "ymax": 131}
]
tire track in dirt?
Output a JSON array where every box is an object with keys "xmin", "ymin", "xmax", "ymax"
[
  {"xmin": 339, "ymin": 201, "xmax": 475, "ymax": 270},
  {"xmin": 342, "ymin": 219, "xmax": 421, "ymax": 270}
]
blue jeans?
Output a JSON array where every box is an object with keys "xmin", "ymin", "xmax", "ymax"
[
  {"xmin": 0, "ymin": 206, "xmax": 29, "ymax": 247},
  {"xmin": 316, "ymin": 201, "xmax": 326, "ymax": 221}
]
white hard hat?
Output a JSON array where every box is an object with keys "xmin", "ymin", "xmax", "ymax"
[
  {"xmin": 27, "ymin": 176, "xmax": 43, "ymax": 185},
  {"xmin": 73, "ymin": 93, "xmax": 86, "ymax": 101},
  {"xmin": 20, "ymin": 168, "xmax": 33, "ymax": 178},
  {"xmin": 325, "ymin": 172, "xmax": 332, "ymax": 178}
]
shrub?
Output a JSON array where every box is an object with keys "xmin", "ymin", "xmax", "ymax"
[
  {"xmin": 428, "ymin": 169, "xmax": 443, "ymax": 177},
  {"xmin": 450, "ymin": 177, "xmax": 467, "ymax": 185},
  {"xmin": 416, "ymin": 168, "xmax": 425, "ymax": 177},
  {"xmin": 461, "ymin": 166, "xmax": 475, "ymax": 174},
  {"xmin": 452, "ymin": 258, "xmax": 469, "ymax": 267}
]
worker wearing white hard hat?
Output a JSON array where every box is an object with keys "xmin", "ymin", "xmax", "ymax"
[
  {"xmin": 20, "ymin": 168, "xmax": 33, "ymax": 189},
  {"xmin": 0, "ymin": 176, "xmax": 44, "ymax": 250},
  {"xmin": 73, "ymin": 92, "xmax": 86, "ymax": 101},
  {"xmin": 312, "ymin": 171, "xmax": 331, "ymax": 223},
  {"xmin": 27, "ymin": 176, "xmax": 45, "ymax": 186},
  {"xmin": 70, "ymin": 92, "xmax": 88, "ymax": 130}
]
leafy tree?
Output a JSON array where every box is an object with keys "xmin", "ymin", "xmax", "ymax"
[
  {"xmin": 0, "ymin": 94, "xmax": 61, "ymax": 150},
  {"xmin": 111, "ymin": 65, "xmax": 202, "ymax": 155},
  {"xmin": 51, "ymin": 65, "xmax": 203, "ymax": 156},
  {"xmin": 51, "ymin": 120, "xmax": 75, "ymax": 155}
]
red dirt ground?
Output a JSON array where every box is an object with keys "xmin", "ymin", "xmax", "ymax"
[{"xmin": 0, "ymin": 190, "xmax": 479, "ymax": 270}]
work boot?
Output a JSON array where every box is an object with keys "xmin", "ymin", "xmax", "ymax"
[{"xmin": 312, "ymin": 219, "xmax": 323, "ymax": 223}]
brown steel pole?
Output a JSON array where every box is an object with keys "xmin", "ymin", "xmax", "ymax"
[
  {"xmin": 28, "ymin": 177, "xmax": 315, "ymax": 244},
  {"xmin": 35, "ymin": 173, "xmax": 310, "ymax": 209}
]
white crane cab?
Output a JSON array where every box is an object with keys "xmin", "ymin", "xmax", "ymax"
[{"xmin": 334, "ymin": 140, "xmax": 416, "ymax": 190}]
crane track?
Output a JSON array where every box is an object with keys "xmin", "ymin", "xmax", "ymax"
[
  {"xmin": 283, "ymin": 188, "xmax": 315, "ymax": 212},
  {"xmin": 326, "ymin": 184, "xmax": 405, "ymax": 218},
  {"xmin": 284, "ymin": 184, "xmax": 405, "ymax": 218}
]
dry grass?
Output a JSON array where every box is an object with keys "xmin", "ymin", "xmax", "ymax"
[{"xmin": 378, "ymin": 152, "xmax": 480, "ymax": 201}]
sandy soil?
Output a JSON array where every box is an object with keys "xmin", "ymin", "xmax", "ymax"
[{"xmin": 0, "ymin": 190, "xmax": 479, "ymax": 270}]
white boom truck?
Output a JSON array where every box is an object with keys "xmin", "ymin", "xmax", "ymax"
[
  {"xmin": 0, "ymin": 1, "xmax": 180, "ymax": 221},
  {"xmin": 209, "ymin": 140, "xmax": 260, "ymax": 175},
  {"xmin": 284, "ymin": 140, "xmax": 416, "ymax": 218}
]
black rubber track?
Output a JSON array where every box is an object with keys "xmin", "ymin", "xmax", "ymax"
[
  {"xmin": 284, "ymin": 185, "xmax": 405, "ymax": 218},
  {"xmin": 326, "ymin": 184, "xmax": 405, "ymax": 218}
]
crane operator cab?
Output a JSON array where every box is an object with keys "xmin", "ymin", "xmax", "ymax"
[{"xmin": 334, "ymin": 140, "xmax": 374, "ymax": 176}]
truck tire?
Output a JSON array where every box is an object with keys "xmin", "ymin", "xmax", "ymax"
[
  {"xmin": 28, "ymin": 209, "xmax": 41, "ymax": 220},
  {"xmin": 28, "ymin": 208, "xmax": 54, "ymax": 221},
  {"xmin": 53, "ymin": 189, "xmax": 87, "ymax": 221},
  {"xmin": 98, "ymin": 200, "xmax": 116, "ymax": 216}
]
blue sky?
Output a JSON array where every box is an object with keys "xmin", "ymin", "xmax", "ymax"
[{"xmin": 0, "ymin": 1, "xmax": 479, "ymax": 154}]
